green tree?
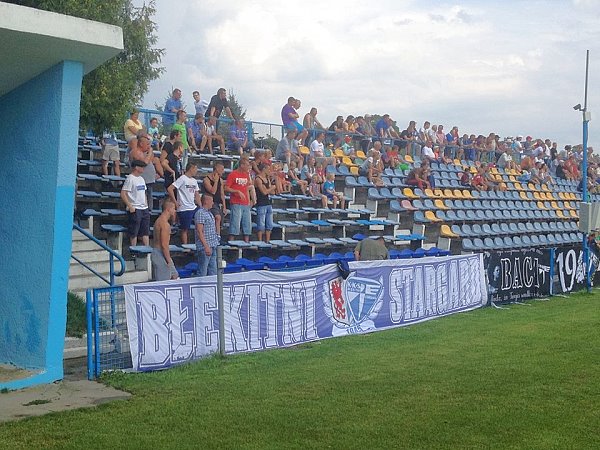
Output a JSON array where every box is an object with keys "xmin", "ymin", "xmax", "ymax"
[{"xmin": 6, "ymin": 0, "xmax": 164, "ymax": 135}]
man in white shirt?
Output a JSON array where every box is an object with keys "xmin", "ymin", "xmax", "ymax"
[
  {"xmin": 120, "ymin": 160, "xmax": 150, "ymax": 246},
  {"xmin": 167, "ymin": 162, "xmax": 202, "ymax": 245},
  {"xmin": 192, "ymin": 90, "xmax": 209, "ymax": 116}
]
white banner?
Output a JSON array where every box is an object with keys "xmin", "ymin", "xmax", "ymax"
[{"xmin": 124, "ymin": 254, "xmax": 486, "ymax": 372}]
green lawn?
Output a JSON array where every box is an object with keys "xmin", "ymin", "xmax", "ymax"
[{"xmin": 1, "ymin": 293, "xmax": 599, "ymax": 449}]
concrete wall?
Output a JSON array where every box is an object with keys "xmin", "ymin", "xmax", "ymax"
[{"xmin": 0, "ymin": 60, "xmax": 83, "ymax": 390}]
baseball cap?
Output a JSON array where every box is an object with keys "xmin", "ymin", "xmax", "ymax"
[{"xmin": 130, "ymin": 160, "xmax": 147, "ymax": 168}]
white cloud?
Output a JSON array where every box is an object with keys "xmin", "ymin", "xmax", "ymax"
[{"xmin": 139, "ymin": 0, "xmax": 600, "ymax": 148}]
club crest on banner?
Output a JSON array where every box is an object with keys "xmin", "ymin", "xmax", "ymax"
[{"xmin": 325, "ymin": 275, "xmax": 384, "ymax": 333}]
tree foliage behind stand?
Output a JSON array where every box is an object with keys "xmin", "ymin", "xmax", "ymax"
[{"xmin": 6, "ymin": 0, "xmax": 164, "ymax": 135}]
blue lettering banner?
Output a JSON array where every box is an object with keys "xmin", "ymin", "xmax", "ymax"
[{"xmin": 124, "ymin": 254, "xmax": 486, "ymax": 372}]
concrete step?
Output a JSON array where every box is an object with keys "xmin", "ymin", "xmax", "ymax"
[
  {"xmin": 68, "ymin": 269, "xmax": 151, "ymax": 295},
  {"xmin": 72, "ymin": 239, "xmax": 107, "ymax": 252},
  {"xmin": 69, "ymin": 260, "xmax": 113, "ymax": 277},
  {"xmin": 70, "ymin": 250, "xmax": 111, "ymax": 265}
]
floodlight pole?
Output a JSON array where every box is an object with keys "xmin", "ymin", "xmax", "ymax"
[{"xmin": 581, "ymin": 50, "xmax": 591, "ymax": 292}]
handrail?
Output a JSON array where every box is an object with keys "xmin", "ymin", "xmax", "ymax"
[{"xmin": 72, "ymin": 223, "xmax": 126, "ymax": 286}]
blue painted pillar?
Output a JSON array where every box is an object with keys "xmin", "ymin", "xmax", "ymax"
[{"xmin": 0, "ymin": 60, "xmax": 83, "ymax": 390}]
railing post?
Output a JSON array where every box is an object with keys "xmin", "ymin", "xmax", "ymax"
[
  {"xmin": 86, "ymin": 289, "xmax": 94, "ymax": 380},
  {"xmin": 217, "ymin": 246, "xmax": 226, "ymax": 356}
]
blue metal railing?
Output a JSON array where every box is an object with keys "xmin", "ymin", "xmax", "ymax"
[{"xmin": 72, "ymin": 223, "xmax": 126, "ymax": 286}]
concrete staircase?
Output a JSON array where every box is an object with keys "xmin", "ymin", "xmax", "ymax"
[{"xmin": 69, "ymin": 228, "xmax": 150, "ymax": 297}]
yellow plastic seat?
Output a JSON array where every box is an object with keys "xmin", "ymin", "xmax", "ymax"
[
  {"xmin": 355, "ymin": 150, "xmax": 367, "ymax": 159},
  {"xmin": 536, "ymin": 201, "xmax": 547, "ymax": 210},
  {"xmin": 570, "ymin": 209, "xmax": 579, "ymax": 219},
  {"xmin": 335, "ymin": 148, "xmax": 345, "ymax": 157},
  {"xmin": 350, "ymin": 166, "xmax": 359, "ymax": 175},
  {"xmin": 519, "ymin": 191, "xmax": 529, "ymax": 201},
  {"xmin": 462, "ymin": 189, "xmax": 474, "ymax": 199},
  {"xmin": 404, "ymin": 155, "xmax": 414, "ymax": 163},
  {"xmin": 509, "ymin": 175, "xmax": 517, "ymax": 182},
  {"xmin": 424, "ymin": 188, "xmax": 438, "ymax": 198},
  {"xmin": 533, "ymin": 192, "xmax": 542, "ymax": 201},
  {"xmin": 342, "ymin": 156, "xmax": 356, "ymax": 166},
  {"xmin": 434, "ymin": 189, "xmax": 445, "ymax": 198},
  {"xmin": 441, "ymin": 224, "xmax": 458, "ymax": 237},
  {"xmin": 425, "ymin": 210, "xmax": 442, "ymax": 222},
  {"xmin": 569, "ymin": 193, "xmax": 578, "ymax": 201},
  {"xmin": 435, "ymin": 199, "xmax": 449, "ymax": 210},
  {"xmin": 556, "ymin": 210, "xmax": 566, "ymax": 219},
  {"xmin": 550, "ymin": 201, "xmax": 559, "ymax": 210},
  {"xmin": 453, "ymin": 189, "xmax": 465, "ymax": 199},
  {"xmin": 299, "ymin": 146, "xmax": 310, "ymax": 156},
  {"xmin": 514, "ymin": 182, "xmax": 523, "ymax": 191},
  {"xmin": 403, "ymin": 188, "xmax": 419, "ymax": 199},
  {"xmin": 443, "ymin": 189, "xmax": 456, "ymax": 199},
  {"xmin": 528, "ymin": 183, "xmax": 536, "ymax": 191}
]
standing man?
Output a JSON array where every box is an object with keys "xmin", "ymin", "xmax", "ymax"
[
  {"xmin": 163, "ymin": 88, "xmax": 182, "ymax": 130},
  {"xmin": 192, "ymin": 90, "xmax": 209, "ymax": 116},
  {"xmin": 194, "ymin": 194, "xmax": 220, "ymax": 277},
  {"xmin": 203, "ymin": 161, "xmax": 227, "ymax": 234},
  {"xmin": 225, "ymin": 156, "xmax": 254, "ymax": 242},
  {"xmin": 152, "ymin": 198, "xmax": 179, "ymax": 281},
  {"xmin": 129, "ymin": 132, "xmax": 158, "ymax": 210},
  {"xmin": 171, "ymin": 110, "xmax": 191, "ymax": 164},
  {"xmin": 120, "ymin": 160, "xmax": 150, "ymax": 246},
  {"xmin": 167, "ymin": 162, "xmax": 201, "ymax": 245},
  {"xmin": 354, "ymin": 236, "xmax": 389, "ymax": 261},
  {"xmin": 205, "ymin": 88, "xmax": 234, "ymax": 128}
]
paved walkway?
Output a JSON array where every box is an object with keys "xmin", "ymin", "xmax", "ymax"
[{"xmin": 0, "ymin": 357, "xmax": 130, "ymax": 423}]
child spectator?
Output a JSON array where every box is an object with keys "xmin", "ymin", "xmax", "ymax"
[
  {"xmin": 459, "ymin": 169, "xmax": 471, "ymax": 187},
  {"xmin": 288, "ymin": 161, "xmax": 308, "ymax": 194},
  {"xmin": 308, "ymin": 174, "xmax": 328, "ymax": 208},
  {"xmin": 148, "ymin": 117, "xmax": 160, "ymax": 150},
  {"xmin": 323, "ymin": 172, "xmax": 346, "ymax": 209}
]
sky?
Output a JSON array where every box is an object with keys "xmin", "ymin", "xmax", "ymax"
[{"xmin": 137, "ymin": 0, "xmax": 600, "ymax": 148}]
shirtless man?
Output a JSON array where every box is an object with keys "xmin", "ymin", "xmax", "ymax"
[{"xmin": 151, "ymin": 198, "xmax": 179, "ymax": 281}]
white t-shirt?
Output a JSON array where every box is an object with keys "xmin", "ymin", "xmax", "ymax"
[
  {"xmin": 422, "ymin": 145, "xmax": 435, "ymax": 159},
  {"xmin": 122, "ymin": 174, "xmax": 147, "ymax": 209},
  {"xmin": 173, "ymin": 174, "xmax": 199, "ymax": 211},
  {"xmin": 310, "ymin": 139, "xmax": 324, "ymax": 157}
]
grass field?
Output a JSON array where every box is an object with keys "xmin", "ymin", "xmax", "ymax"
[{"xmin": 1, "ymin": 292, "xmax": 599, "ymax": 449}]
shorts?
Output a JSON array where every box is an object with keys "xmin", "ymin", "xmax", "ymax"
[
  {"xmin": 151, "ymin": 248, "xmax": 178, "ymax": 281},
  {"xmin": 229, "ymin": 203, "xmax": 252, "ymax": 236},
  {"xmin": 210, "ymin": 205, "xmax": 223, "ymax": 218},
  {"xmin": 255, "ymin": 205, "xmax": 273, "ymax": 231},
  {"xmin": 127, "ymin": 208, "xmax": 150, "ymax": 238},
  {"xmin": 178, "ymin": 209, "xmax": 196, "ymax": 230},
  {"xmin": 292, "ymin": 121, "xmax": 304, "ymax": 133},
  {"xmin": 102, "ymin": 144, "xmax": 120, "ymax": 161}
]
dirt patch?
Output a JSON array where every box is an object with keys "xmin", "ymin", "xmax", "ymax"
[{"xmin": 0, "ymin": 364, "xmax": 36, "ymax": 383}]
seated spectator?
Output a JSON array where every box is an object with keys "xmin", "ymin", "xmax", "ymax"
[
  {"xmin": 497, "ymin": 148, "xmax": 517, "ymax": 171},
  {"xmin": 230, "ymin": 118, "xmax": 255, "ymax": 156},
  {"xmin": 275, "ymin": 125, "xmax": 303, "ymax": 166},
  {"xmin": 148, "ymin": 117, "xmax": 160, "ymax": 150},
  {"xmin": 341, "ymin": 135, "xmax": 357, "ymax": 157},
  {"xmin": 471, "ymin": 167, "xmax": 487, "ymax": 191},
  {"xmin": 359, "ymin": 148, "xmax": 384, "ymax": 186},
  {"xmin": 308, "ymin": 173, "xmax": 327, "ymax": 208},
  {"xmin": 323, "ymin": 172, "xmax": 346, "ymax": 209},
  {"xmin": 310, "ymin": 131, "xmax": 337, "ymax": 166},
  {"xmin": 328, "ymin": 115, "xmax": 345, "ymax": 148},
  {"xmin": 482, "ymin": 164, "xmax": 504, "ymax": 191},
  {"xmin": 301, "ymin": 156, "xmax": 317, "ymax": 181},
  {"xmin": 288, "ymin": 161, "xmax": 308, "ymax": 194},
  {"xmin": 205, "ymin": 116, "xmax": 225, "ymax": 154},
  {"xmin": 124, "ymin": 109, "xmax": 144, "ymax": 152},
  {"xmin": 459, "ymin": 169, "xmax": 471, "ymax": 186},
  {"xmin": 405, "ymin": 165, "xmax": 431, "ymax": 190},
  {"xmin": 272, "ymin": 162, "xmax": 291, "ymax": 194},
  {"xmin": 189, "ymin": 113, "xmax": 208, "ymax": 154}
]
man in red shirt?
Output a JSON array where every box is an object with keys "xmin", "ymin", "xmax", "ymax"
[{"xmin": 225, "ymin": 156, "xmax": 255, "ymax": 242}]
